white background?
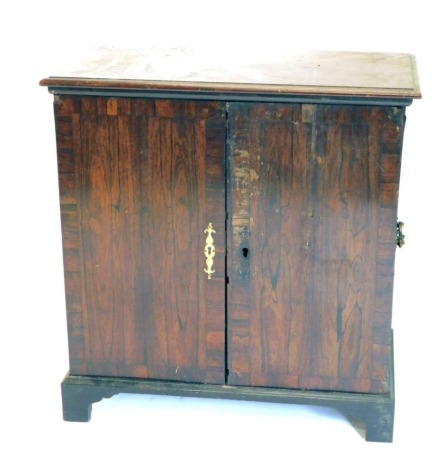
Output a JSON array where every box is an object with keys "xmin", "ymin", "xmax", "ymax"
[{"xmin": 1, "ymin": 1, "xmax": 437, "ymax": 468}]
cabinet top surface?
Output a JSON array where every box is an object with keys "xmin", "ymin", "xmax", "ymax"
[{"xmin": 40, "ymin": 47, "xmax": 421, "ymax": 99}]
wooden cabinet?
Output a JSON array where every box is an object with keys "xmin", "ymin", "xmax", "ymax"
[{"xmin": 41, "ymin": 48, "xmax": 421, "ymax": 442}]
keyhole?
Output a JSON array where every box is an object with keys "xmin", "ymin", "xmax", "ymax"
[{"xmin": 242, "ymin": 247, "xmax": 249, "ymax": 258}]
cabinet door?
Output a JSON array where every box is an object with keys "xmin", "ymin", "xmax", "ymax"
[
  {"xmin": 55, "ymin": 96, "xmax": 226, "ymax": 384},
  {"xmin": 227, "ymin": 103, "xmax": 404, "ymax": 393}
]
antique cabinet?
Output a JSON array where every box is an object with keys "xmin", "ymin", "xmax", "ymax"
[{"xmin": 40, "ymin": 48, "xmax": 421, "ymax": 442}]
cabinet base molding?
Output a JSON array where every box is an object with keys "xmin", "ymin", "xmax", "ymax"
[{"xmin": 61, "ymin": 366, "xmax": 394, "ymax": 443}]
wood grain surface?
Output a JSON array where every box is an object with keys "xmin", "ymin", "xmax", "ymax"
[
  {"xmin": 55, "ymin": 96, "xmax": 226, "ymax": 384},
  {"xmin": 227, "ymin": 103, "xmax": 404, "ymax": 393},
  {"xmin": 40, "ymin": 48, "xmax": 421, "ymax": 99},
  {"xmin": 55, "ymin": 95, "xmax": 405, "ymax": 394}
]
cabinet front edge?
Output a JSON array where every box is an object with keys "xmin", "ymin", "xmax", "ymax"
[{"xmin": 45, "ymin": 86, "xmax": 414, "ymax": 107}]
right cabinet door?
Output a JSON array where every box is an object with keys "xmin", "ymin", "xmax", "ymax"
[{"xmin": 227, "ymin": 102, "xmax": 405, "ymax": 393}]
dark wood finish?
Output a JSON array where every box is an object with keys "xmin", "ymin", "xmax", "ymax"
[
  {"xmin": 42, "ymin": 49, "xmax": 420, "ymax": 443},
  {"xmin": 62, "ymin": 338, "xmax": 394, "ymax": 442},
  {"xmin": 227, "ymin": 103, "xmax": 404, "ymax": 394},
  {"xmin": 40, "ymin": 49, "xmax": 421, "ymax": 99},
  {"xmin": 55, "ymin": 96, "xmax": 226, "ymax": 384}
]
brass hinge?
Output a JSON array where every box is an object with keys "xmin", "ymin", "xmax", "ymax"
[{"xmin": 396, "ymin": 221, "xmax": 405, "ymax": 248}]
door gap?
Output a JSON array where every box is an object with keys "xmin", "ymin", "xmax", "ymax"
[{"xmin": 224, "ymin": 109, "xmax": 229, "ymax": 385}]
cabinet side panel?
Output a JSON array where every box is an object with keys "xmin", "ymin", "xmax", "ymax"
[
  {"xmin": 227, "ymin": 103, "xmax": 404, "ymax": 393},
  {"xmin": 54, "ymin": 96, "xmax": 88, "ymax": 374},
  {"xmin": 370, "ymin": 110, "xmax": 404, "ymax": 393}
]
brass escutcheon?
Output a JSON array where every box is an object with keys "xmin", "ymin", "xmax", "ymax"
[{"xmin": 203, "ymin": 222, "xmax": 216, "ymax": 279}]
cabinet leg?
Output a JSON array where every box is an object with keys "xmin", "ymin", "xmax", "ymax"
[
  {"xmin": 61, "ymin": 374, "xmax": 117, "ymax": 422},
  {"xmin": 344, "ymin": 402, "xmax": 394, "ymax": 442},
  {"xmin": 363, "ymin": 405, "xmax": 394, "ymax": 443}
]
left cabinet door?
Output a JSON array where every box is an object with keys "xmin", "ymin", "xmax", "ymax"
[{"xmin": 55, "ymin": 96, "xmax": 226, "ymax": 384}]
